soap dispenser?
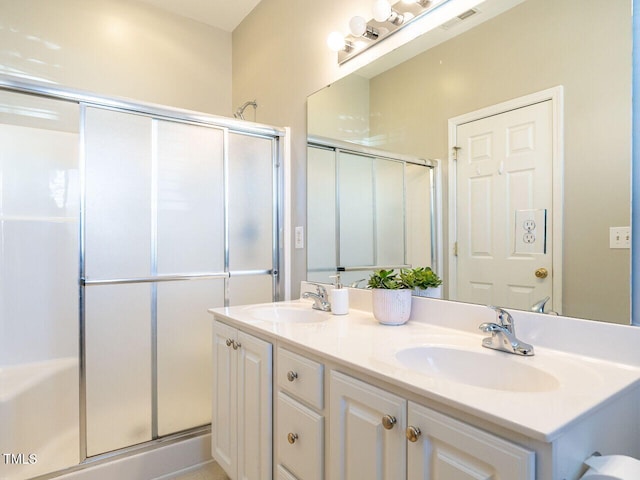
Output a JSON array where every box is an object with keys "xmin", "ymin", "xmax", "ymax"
[{"xmin": 329, "ymin": 273, "xmax": 349, "ymax": 315}]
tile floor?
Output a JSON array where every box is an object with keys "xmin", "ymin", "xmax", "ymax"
[{"xmin": 160, "ymin": 461, "xmax": 229, "ymax": 480}]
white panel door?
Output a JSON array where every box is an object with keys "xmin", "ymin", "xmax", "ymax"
[
  {"xmin": 407, "ymin": 401, "xmax": 535, "ymax": 480},
  {"xmin": 455, "ymin": 101, "xmax": 553, "ymax": 310},
  {"xmin": 329, "ymin": 371, "xmax": 406, "ymax": 480}
]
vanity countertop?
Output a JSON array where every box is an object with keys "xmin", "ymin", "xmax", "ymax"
[{"xmin": 209, "ymin": 300, "xmax": 640, "ymax": 443}]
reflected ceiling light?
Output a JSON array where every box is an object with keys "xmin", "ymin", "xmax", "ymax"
[
  {"xmin": 349, "ymin": 15, "xmax": 380, "ymax": 40},
  {"xmin": 327, "ymin": 31, "xmax": 353, "ymax": 52},
  {"xmin": 372, "ymin": 0, "xmax": 405, "ymax": 25}
]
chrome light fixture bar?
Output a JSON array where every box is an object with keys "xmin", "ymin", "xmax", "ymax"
[{"xmin": 330, "ymin": 0, "xmax": 451, "ymax": 64}]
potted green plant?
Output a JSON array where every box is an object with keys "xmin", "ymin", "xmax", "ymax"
[
  {"xmin": 367, "ymin": 269, "xmax": 414, "ymax": 325},
  {"xmin": 402, "ymin": 267, "xmax": 442, "ymax": 298}
]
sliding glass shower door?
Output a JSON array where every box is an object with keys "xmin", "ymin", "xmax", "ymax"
[{"xmin": 82, "ymin": 106, "xmax": 281, "ymax": 457}]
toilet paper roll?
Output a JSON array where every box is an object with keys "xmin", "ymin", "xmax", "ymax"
[{"xmin": 581, "ymin": 454, "xmax": 640, "ymax": 479}]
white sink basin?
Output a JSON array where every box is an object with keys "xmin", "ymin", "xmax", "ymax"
[
  {"xmin": 243, "ymin": 303, "xmax": 330, "ymax": 323},
  {"xmin": 396, "ymin": 345, "xmax": 560, "ymax": 392}
]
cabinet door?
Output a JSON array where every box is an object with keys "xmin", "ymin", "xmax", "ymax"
[
  {"xmin": 407, "ymin": 401, "xmax": 535, "ymax": 480},
  {"xmin": 212, "ymin": 321, "xmax": 238, "ymax": 477},
  {"xmin": 329, "ymin": 371, "xmax": 406, "ymax": 480},
  {"xmin": 237, "ymin": 330, "xmax": 273, "ymax": 480}
]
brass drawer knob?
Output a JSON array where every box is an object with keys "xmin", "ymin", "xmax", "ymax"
[
  {"xmin": 382, "ymin": 415, "xmax": 397, "ymax": 430},
  {"xmin": 286, "ymin": 371, "xmax": 298, "ymax": 382},
  {"xmin": 287, "ymin": 432, "xmax": 298, "ymax": 444},
  {"xmin": 406, "ymin": 426, "xmax": 422, "ymax": 443}
]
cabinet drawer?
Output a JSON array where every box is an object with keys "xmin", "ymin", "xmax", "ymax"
[
  {"xmin": 277, "ymin": 392, "xmax": 324, "ymax": 480},
  {"xmin": 277, "ymin": 347, "xmax": 324, "ymax": 409}
]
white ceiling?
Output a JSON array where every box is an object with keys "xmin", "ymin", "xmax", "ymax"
[{"xmin": 136, "ymin": 0, "xmax": 263, "ymax": 32}]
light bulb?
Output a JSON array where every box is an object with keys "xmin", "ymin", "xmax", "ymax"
[
  {"xmin": 349, "ymin": 16, "xmax": 367, "ymax": 37},
  {"xmin": 327, "ymin": 31, "xmax": 346, "ymax": 52},
  {"xmin": 372, "ymin": 0, "xmax": 392, "ymax": 22}
]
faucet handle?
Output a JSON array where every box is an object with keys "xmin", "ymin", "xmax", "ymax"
[
  {"xmin": 315, "ymin": 283, "xmax": 328, "ymax": 298},
  {"xmin": 487, "ymin": 305, "xmax": 514, "ymax": 331},
  {"xmin": 307, "ymin": 282, "xmax": 328, "ymax": 299}
]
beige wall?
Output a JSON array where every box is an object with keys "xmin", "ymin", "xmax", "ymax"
[
  {"xmin": 368, "ymin": 0, "xmax": 631, "ymax": 323},
  {"xmin": 0, "ymin": 0, "xmax": 232, "ymax": 115}
]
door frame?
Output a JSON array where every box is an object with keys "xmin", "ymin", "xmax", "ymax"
[{"xmin": 447, "ymin": 86, "xmax": 564, "ymax": 312}]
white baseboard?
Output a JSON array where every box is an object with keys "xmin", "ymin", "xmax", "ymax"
[{"xmin": 55, "ymin": 434, "xmax": 212, "ymax": 480}]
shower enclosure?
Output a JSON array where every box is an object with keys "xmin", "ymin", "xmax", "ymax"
[
  {"xmin": 307, "ymin": 136, "xmax": 439, "ymax": 287},
  {"xmin": 0, "ymin": 79, "xmax": 285, "ymax": 480}
]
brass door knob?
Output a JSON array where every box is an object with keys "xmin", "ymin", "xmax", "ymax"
[
  {"xmin": 406, "ymin": 426, "xmax": 422, "ymax": 443},
  {"xmin": 232, "ymin": 341, "xmax": 241, "ymax": 350},
  {"xmin": 535, "ymin": 268, "xmax": 548, "ymax": 279},
  {"xmin": 225, "ymin": 338, "xmax": 233, "ymax": 347},
  {"xmin": 287, "ymin": 433, "xmax": 298, "ymax": 444},
  {"xmin": 382, "ymin": 415, "xmax": 397, "ymax": 430},
  {"xmin": 286, "ymin": 371, "xmax": 298, "ymax": 382}
]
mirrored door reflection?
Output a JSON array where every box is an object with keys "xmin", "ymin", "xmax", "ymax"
[{"xmin": 307, "ymin": 139, "xmax": 437, "ymax": 287}]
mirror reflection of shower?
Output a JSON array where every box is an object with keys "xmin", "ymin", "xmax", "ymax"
[{"xmin": 233, "ymin": 99, "xmax": 257, "ymax": 120}]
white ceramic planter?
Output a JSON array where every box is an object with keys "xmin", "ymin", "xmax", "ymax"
[
  {"xmin": 371, "ymin": 289, "xmax": 412, "ymax": 325},
  {"xmin": 413, "ymin": 286, "xmax": 442, "ymax": 299}
]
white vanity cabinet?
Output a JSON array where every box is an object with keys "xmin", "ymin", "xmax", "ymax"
[
  {"xmin": 330, "ymin": 371, "xmax": 535, "ymax": 480},
  {"xmin": 407, "ymin": 401, "xmax": 535, "ymax": 480},
  {"xmin": 329, "ymin": 371, "xmax": 407, "ymax": 479},
  {"xmin": 275, "ymin": 347, "xmax": 325, "ymax": 480},
  {"xmin": 211, "ymin": 319, "xmax": 273, "ymax": 480}
]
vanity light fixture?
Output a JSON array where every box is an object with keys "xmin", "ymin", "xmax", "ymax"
[
  {"xmin": 372, "ymin": 0, "xmax": 405, "ymax": 25},
  {"xmin": 402, "ymin": 0, "xmax": 434, "ymax": 6},
  {"xmin": 349, "ymin": 16, "xmax": 380, "ymax": 40},
  {"xmin": 328, "ymin": 0, "xmax": 453, "ymax": 64},
  {"xmin": 327, "ymin": 31, "xmax": 353, "ymax": 52}
]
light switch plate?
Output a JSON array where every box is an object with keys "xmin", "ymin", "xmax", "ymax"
[
  {"xmin": 610, "ymin": 226, "xmax": 630, "ymax": 249},
  {"xmin": 295, "ymin": 226, "xmax": 304, "ymax": 249}
]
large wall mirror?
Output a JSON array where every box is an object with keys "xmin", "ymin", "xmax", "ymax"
[{"xmin": 307, "ymin": 0, "xmax": 632, "ymax": 324}]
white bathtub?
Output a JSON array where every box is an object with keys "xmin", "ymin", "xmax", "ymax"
[{"xmin": 0, "ymin": 358, "xmax": 79, "ymax": 480}]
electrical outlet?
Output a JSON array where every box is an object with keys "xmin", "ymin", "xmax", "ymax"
[
  {"xmin": 295, "ymin": 226, "xmax": 304, "ymax": 249},
  {"xmin": 514, "ymin": 209, "xmax": 547, "ymax": 254},
  {"xmin": 610, "ymin": 226, "xmax": 630, "ymax": 249}
]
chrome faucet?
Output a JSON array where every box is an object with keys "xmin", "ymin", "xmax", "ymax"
[
  {"xmin": 478, "ymin": 305, "xmax": 534, "ymax": 356},
  {"xmin": 530, "ymin": 296, "xmax": 550, "ymax": 313},
  {"xmin": 302, "ymin": 284, "xmax": 332, "ymax": 312}
]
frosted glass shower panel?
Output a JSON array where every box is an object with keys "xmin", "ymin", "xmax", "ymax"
[
  {"xmin": 375, "ymin": 159, "xmax": 405, "ymax": 266},
  {"xmin": 85, "ymin": 283, "xmax": 152, "ymax": 456},
  {"xmin": 157, "ymin": 280, "xmax": 223, "ymax": 435},
  {"xmin": 156, "ymin": 121, "xmax": 224, "ymax": 274},
  {"xmin": 338, "ymin": 152, "xmax": 374, "ymax": 266},
  {"xmin": 406, "ymin": 164, "xmax": 432, "ymax": 267},
  {"xmin": 307, "ymin": 146, "xmax": 337, "ymax": 283},
  {"xmin": 0, "ymin": 90, "xmax": 80, "ymax": 478},
  {"xmin": 0, "ymin": 125, "xmax": 79, "ymax": 218},
  {"xmin": 84, "ymin": 107, "xmax": 152, "ymax": 280},
  {"xmin": 0, "ymin": 92, "xmax": 80, "ymax": 364},
  {"xmin": 228, "ymin": 133, "xmax": 274, "ymax": 271},
  {"xmin": 229, "ymin": 275, "xmax": 274, "ymax": 306}
]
